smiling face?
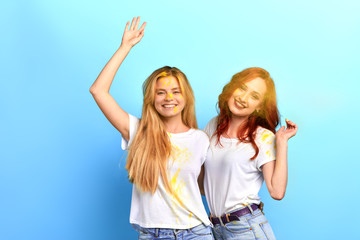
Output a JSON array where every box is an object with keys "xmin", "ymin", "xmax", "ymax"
[
  {"xmin": 154, "ymin": 76, "xmax": 185, "ymax": 119},
  {"xmin": 227, "ymin": 77, "xmax": 267, "ymax": 118}
]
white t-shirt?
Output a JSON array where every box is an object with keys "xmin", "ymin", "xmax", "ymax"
[
  {"xmin": 121, "ymin": 114, "xmax": 211, "ymax": 229},
  {"xmin": 203, "ymin": 117, "xmax": 276, "ymax": 217}
]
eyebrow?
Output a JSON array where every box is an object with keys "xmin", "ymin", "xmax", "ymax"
[
  {"xmin": 242, "ymin": 84, "xmax": 262, "ymax": 95},
  {"xmin": 156, "ymin": 87, "xmax": 181, "ymax": 91}
]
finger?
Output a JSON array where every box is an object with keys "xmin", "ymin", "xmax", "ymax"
[
  {"xmin": 135, "ymin": 16, "xmax": 140, "ymax": 30},
  {"xmin": 139, "ymin": 28, "xmax": 145, "ymax": 38},
  {"xmin": 130, "ymin": 17, "xmax": 136, "ymax": 30},
  {"xmin": 285, "ymin": 119, "xmax": 295, "ymax": 127},
  {"xmin": 124, "ymin": 21, "xmax": 130, "ymax": 32},
  {"xmin": 276, "ymin": 126, "xmax": 285, "ymax": 134},
  {"xmin": 136, "ymin": 30, "xmax": 145, "ymax": 42},
  {"xmin": 139, "ymin": 22, "xmax": 147, "ymax": 32}
]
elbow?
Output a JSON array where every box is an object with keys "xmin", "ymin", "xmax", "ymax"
[
  {"xmin": 270, "ymin": 191, "xmax": 285, "ymax": 201},
  {"xmin": 90, "ymin": 85, "xmax": 109, "ymax": 96},
  {"xmin": 89, "ymin": 85, "xmax": 97, "ymax": 95}
]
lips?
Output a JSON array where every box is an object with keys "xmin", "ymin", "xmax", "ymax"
[
  {"xmin": 162, "ymin": 104, "xmax": 177, "ymax": 109},
  {"xmin": 234, "ymin": 99, "xmax": 246, "ymax": 109}
]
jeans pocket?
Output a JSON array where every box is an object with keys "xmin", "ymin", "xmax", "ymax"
[
  {"xmin": 224, "ymin": 220, "xmax": 253, "ymax": 234},
  {"xmin": 259, "ymin": 221, "xmax": 276, "ymax": 240},
  {"xmin": 131, "ymin": 224, "xmax": 154, "ymax": 239},
  {"xmin": 189, "ymin": 224, "xmax": 212, "ymax": 236}
]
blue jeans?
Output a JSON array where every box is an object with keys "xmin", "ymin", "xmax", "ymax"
[
  {"xmin": 212, "ymin": 208, "xmax": 276, "ymax": 240},
  {"xmin": 132, "ymin": 223, "xmax": 214, "ymax": 240}
]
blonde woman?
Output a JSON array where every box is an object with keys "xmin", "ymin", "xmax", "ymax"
[{"xmin": 90, "ymin": 17, "xmax": 213, "ymax": 239}]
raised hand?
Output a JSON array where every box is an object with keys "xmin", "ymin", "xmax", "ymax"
[
  {"xmin": 275, "ymin": 119, "xmax": 298, "ymax": 143},
  {"xmin": 121, "ymin": 17, "xmax": 146, "ymax": 48}
]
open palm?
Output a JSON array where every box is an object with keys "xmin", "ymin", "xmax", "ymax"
[{"xmin": 122, "ymin": 17, "xmax": 146, "ymax": 47}]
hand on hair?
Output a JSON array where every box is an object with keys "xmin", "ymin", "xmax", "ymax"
[
  {"xmin": 121, "ymin": 17, "xmax": 146, "ymax": 48},
  {"xmin": 275, "ymin": 119, "xmax": 298, "ymax": 144}
]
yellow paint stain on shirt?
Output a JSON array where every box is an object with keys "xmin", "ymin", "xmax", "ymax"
[
  {"xmin": 170, "ymin": 168, "xmax": 186, "ymax": 208},
  {"xmin": 171, "ymin": 168, "xmax": 181, "ymax": 186},
  {"xmin": 266, "ymin": 150, "xmax": 270, "ymax": 156},
  {"xmin": 189, "ymin": 212, "xmax": 192, "ymax": 218},
  {"xmin": 261, "ymin": 133, "xmax": 271, "ymax": 142},
  {"xmin": 167, "ymin": 144, "xmax": 193, "ymax": 215}
]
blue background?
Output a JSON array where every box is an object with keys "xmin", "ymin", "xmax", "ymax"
[{"xmin": 1, "ymin": 0, "xmax": 359, "ymax": 239}]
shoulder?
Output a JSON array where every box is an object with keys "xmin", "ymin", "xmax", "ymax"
[
  {"xmin": 203, "ymin": 116, "xmax": 218, "ymax": 137},
  {"xmin": 255, "ymin": 126, "xmax": 275, "ymax": 143},
  {"xmin": 128, "ymin": 113, "xmax": 140, "ymax": 124},
  {"xmin": 191, "ymin": 129, "xmax": 210, "ymax": 143}
]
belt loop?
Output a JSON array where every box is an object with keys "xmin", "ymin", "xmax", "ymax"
[
  {"xmin": 155, "ymin": 228, "xmax": 159, "ymax": 238},
  {"xmin": 247, "ymin": 204, "xmax": 255, "ymax": 215},
  {"xmin": 218, "ymin": 216, "xmax": 225, "ymax": 226},
  {"xmin": 225, "ymin": 213, "xmax": 230, "ymax": 222},
  {"xmin": 259, "ymin": 202, "xmax": 264, "ymax": 214}
]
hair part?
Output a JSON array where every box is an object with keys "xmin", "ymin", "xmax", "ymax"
[
  {"xmin": 215, "ymin": 67, "xmax": 280, "ymax": 159},
  {"xmin": 126, "ymin": 66, "xmax": 197, "ymax": 194}
]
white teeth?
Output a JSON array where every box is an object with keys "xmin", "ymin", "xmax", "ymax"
[
  {"xmin": 163, "ymin": 104, "xmax": 176, "ymax": 108},
  {"xmin": 235, "ymin": 101, "xmax": 246, "ymax": 108}
]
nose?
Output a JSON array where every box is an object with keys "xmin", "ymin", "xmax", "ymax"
[
  {"xmin": 237, "ymin": 92, "xmax": 249, "ymax": 104},
  {"xmin": 165, "ymin": 92, "xmax": 173, "ymax": 101}
]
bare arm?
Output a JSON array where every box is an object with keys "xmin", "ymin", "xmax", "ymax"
[
  {"xmin": 262, "ymin": 119, "xmax": 298, "ymax": 200},
  {"xmin": 90, "ymin": 17, "xmax": 146, "ymax": 141}
]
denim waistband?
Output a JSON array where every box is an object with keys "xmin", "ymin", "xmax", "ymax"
[{"xmin": 132, "ymin": 223, "xmax": 210, "ymax": 237}]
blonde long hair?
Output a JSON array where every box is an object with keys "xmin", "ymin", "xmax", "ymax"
[{"xmin": 125, "ymin": 66, "xmax": 197, "ymax": 194}]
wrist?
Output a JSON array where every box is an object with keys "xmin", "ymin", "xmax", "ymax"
[
  {"xmin": 119, "ymin": 43, "xmax": 132, "ymax": 51},
  {"xmin": 276, "ymin": 139, "xmax": 288, "ymax": 148}
]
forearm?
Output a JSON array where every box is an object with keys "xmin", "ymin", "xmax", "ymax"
[
  {"xmin": 269, "ymin": 141, "xmax": 288, "ymax": 200},
  {"xmin": 90, "ymin": 44, "xmax": 132, "ymax": 94}
]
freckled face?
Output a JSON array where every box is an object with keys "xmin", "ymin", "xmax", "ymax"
[
  {"xmin": 154, "ymin": 76, "xmax": 185, "ymax": 119},
  {"xmin": 227, "ymin": 77, "xmax": 267, "ymax": 118}
]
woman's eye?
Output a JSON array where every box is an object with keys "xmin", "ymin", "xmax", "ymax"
[
  {"xmin": 157, "ymin": 91, "xmax": 165, "ymax": 95},
  {"xmin": 173, "ymin": 91, "xmax": 181, "ymax": 94},
  {"xmin": 251, "ymin": 94, "xmax": 260, "ymax": 100},
  {"xmin": 240, "ymin": 85, "xmax": 246, "ymax": 91}
]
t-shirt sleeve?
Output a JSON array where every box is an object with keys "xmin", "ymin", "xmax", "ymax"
[
  {"xmin": 255, "ymin": 129, "xmax": 276, "ymax": 171},
  {"xmin": 121, "ymin": 114, "xmax": 140, "ymax": 150},
  {"xmin": 203, "ymin": 117, "xmax": 217, "ymax": 138},
  {"xmin": 200, "ymin": 134, "xmax": 210, "ymax": 165}
]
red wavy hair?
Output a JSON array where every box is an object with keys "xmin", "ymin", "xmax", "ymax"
[{"xmin": 214, "ymin": 67, "xmax": 280, "ymax": 160}]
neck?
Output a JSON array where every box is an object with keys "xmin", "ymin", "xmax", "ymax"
[
  {"xmin": 226, "ymin": 115, "xmax": 248, "ymax": 138},
  {"xmin": 161, "ymin": 115, "xmax": 189, "ymax": 133}
]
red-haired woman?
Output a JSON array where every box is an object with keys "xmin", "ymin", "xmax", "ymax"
[{"xmin": 201, "ymin": 67, "xmax": 298, "ymax": 239}]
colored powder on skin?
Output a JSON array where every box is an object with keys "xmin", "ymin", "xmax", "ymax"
[
  {"xmin": 166, "ymin": 80, "xmax": 171, "ymax": 87},
  {"xmin": 233, "ymin": 88, "xmax": 241, "ymax": 95},
  {"xmin": 169, "ymin": 93, "xmax": 173, "ymax": 99},
  {"xmin": 174, "ymin": 106, "xmax": 178, "ymax": 113}
]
